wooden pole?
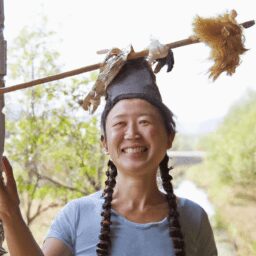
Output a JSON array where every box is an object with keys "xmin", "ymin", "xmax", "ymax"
[
  {"xmin": 0, "ymin": 20, "xmax": 254, "ymax": 95},
  {"xmin": 0, "ymin": 36, "xmax": 201, "ymax": 94},
  {"xmin": 0, "ymin": 0, "xmax": 6, "ymax": 160}
]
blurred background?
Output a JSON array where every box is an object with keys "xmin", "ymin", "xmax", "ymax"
[{"xmin": 2, "ymin": 0, "xmax": 256, "ymax": 255}]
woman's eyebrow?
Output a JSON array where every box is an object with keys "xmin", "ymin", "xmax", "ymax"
[
  {"xmin": 139, "ymin": 113, "xmax": 153, "ymax": 117},
  {"xmin": 113, "ymin": 113, "xmax": 153, "ymax": 119},
  {"xmin": 111, "ymin": 114, "xmax": 127, "ymax": 119}
]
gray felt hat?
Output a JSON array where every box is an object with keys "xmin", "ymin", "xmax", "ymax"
[{"xmin": 101, "ymin": 58, "xmax": 175, "ymax": 134}]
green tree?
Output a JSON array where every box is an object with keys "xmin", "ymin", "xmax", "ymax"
[
  {"xmin": 202, "ymin": 91, "xmax": 256, "ymax": 184},
  {"xmin": 6, "ymin": 21, "xmax": 105, "ymax": 226}
]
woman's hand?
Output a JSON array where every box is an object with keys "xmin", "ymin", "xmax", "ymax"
[
  {"xmin": 0, "ymin": 156, "xmax": 45, "ymax": 256},
  {"xmin": 0, "ymin": 156, "xmax": 20, "ymax": 222}
]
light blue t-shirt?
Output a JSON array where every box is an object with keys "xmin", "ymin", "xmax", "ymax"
[{"xmin": 45, "ymin": 191, "xmax": 217, "ymax": 256}]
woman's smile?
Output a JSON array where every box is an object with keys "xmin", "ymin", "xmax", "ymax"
[{"xmin": 121, "ymin": 146, "xmax": 148, "ymax": 154}]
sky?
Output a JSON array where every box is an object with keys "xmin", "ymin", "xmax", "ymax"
[{"xmin": 3, "ymin": 0, "xmax": 256, "ymax": 133}]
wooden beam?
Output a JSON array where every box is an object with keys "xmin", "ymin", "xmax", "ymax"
[{"xmin": 0, "ymin": 0, "xmax": 7, "ymax": 254}]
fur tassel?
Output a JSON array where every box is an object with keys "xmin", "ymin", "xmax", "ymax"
[{"xmin": 193, "ymin": 10, "xmax": 247, "ymax": 80}]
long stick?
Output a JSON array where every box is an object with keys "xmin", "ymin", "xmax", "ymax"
[{"xmin": 0, "ymin": 20, "xmax": 254, "ymax": 95}]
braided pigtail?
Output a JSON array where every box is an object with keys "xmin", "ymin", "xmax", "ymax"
[
  {"xmin": 96, "ymin": 160, "xmax": 117, "ymax": 256},
  {"xmin": 159, "ymin": 154, "xmax": 185, "ymax": 256}
]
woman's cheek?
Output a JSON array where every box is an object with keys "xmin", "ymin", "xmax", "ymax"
[
  {"xmin": 147, "ymin": 126, "xmax": 159, "ymax": 137},
  {"xmin": 107, "ymin": 129, "xmax": 122, "ymax": 145}
]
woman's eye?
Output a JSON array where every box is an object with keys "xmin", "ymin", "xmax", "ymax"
[
  {"xmin": 139, "ymin": 120, "xmax": 150, "ymax": 125},
  {"xmin": 113, "ymin": 121, "xmax": 124, "ymax": 127}
]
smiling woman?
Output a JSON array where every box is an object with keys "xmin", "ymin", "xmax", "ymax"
[
  {"xmin": 0, "ymin": 58, "xmax": 217, "ymax": 256},
  {"xmin": 102, "ymin": 99, "xmax": 173, "ymax": 177},
  {"xmin": 42, "ymin": 58, "xmax": 218, "ymax": 256}
]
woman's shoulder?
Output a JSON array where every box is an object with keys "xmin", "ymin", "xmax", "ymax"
[
  {"xmin": 177, "ymin": 196, "xmax": 214, "ymax": 240},
  {"xmin": 70, "ymin": 190, "xmax": 103, "ymax": 204},
  {"xmin": 61, "ymin": 190, "xmax": 103, "ymax": 214},
  {"xmin": 177, "ymin": 197, "xmax": 217, "ymax": 254},
  {"xmin": 178, "ymin": 197, "xmax": 205, "ymax": 212},
  {"xmin": 177, "ymin": 197, "xmax": 209, "ymax": 227}
]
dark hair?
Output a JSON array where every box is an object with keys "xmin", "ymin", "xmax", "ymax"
[
  {"xmin": 96, "ymin": 155, "xmax": 185, "ymax": 256},
  {"xmin": 159, "ymin": 154, "xmax": 185, "ymax": 255},
  {"xmin": 96, "ymin": 160, "xmax": 117, "ymax": 256}
]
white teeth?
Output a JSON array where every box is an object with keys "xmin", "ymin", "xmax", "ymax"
[{"xmin": 123, "ymin": 147, "xmax": 146, "ymax": 153}]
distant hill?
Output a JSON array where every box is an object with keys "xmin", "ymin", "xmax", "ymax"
[{"xmin": 176, "ymin": 117, "xmax": 223, "ymax": 135}]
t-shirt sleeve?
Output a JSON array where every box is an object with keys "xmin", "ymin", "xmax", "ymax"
[
  {"xmin": 196, "ymin": 209, "xmax": 218, "ymax": 256},
  {"xmin": 44, "ymin": 200, "xmax": 78, "ymax": 253}
]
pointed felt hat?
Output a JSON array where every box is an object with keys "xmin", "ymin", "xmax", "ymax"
[{"xmin": 102, "ymin": 58, "xmax": 175, "ymax": 134}]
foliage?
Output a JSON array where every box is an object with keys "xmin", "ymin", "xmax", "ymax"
[
  {"xmin": 201, "ymin": 90, "xmax": 256, "ymax": 184},
  {"xmin": 6, "ymin": 20, "xmax": 105, "ymax": 226},
  {"xmin": 182, "ymin": 90, "xmax": 256, "ymax": 256}
]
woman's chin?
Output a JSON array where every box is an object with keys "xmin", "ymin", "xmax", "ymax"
[{"xmin": 116, "ymin": 160, "xmax": 157, "ymax": 177}]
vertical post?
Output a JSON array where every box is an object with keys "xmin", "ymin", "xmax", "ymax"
[
  {"xmin": 0, "ymin": 0, "xmax": 7, "ymax": 254},
  {"xmin": 0, "ymin": 0, "xmax": 5, "ymax": 155}
]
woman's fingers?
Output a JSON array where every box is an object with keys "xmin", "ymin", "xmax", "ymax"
[
  {"xmin": 1, "ymin": 156, "xmax": 14, "ymax": 185},
  {"xmin": 0, "ymin": 157, "xmax": 6, "ymax": 189},
  {"xmin": 1, "ymin": 156, "xmax": 20, "ymax": 203}
]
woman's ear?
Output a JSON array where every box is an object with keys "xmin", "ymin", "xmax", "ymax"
[
  {"xmin": 167, "ymin": 133, "xmax": 175, "ymax": 149},
  {"xmin": 101, "ymin": 135, "xmax": 108, "ymax": 154}
]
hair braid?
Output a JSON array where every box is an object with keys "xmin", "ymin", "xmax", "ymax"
[
  {"xmin": 159, "ymin": 154, "xmax": 186, "ymax": 256},
  {"xmin": 96, "ymin": 160, "xmax": 117, "ymax": 256}
]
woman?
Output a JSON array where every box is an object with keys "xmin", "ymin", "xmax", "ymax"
[{"xmin": 0, "ymin": 58, "xmax": 217, "ymax": 255}]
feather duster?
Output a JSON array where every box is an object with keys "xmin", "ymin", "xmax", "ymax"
[{"xmin": 193, "ymin": 10, "xmax": 247, "ymax": 80}]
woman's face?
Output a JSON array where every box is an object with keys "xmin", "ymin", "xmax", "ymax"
[{"xmin": 102, "ymin": 99, "xmax": 174, "ymax": 176}]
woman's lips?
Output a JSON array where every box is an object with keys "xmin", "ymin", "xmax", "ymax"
[{"xmin": 122, "ymin": 146, "xmax": 147, "ymax": 153}]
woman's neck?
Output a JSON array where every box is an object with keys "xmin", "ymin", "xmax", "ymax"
[{"xmin": 112, "ymin": 172, "xmax": 166, "ymax": 211}]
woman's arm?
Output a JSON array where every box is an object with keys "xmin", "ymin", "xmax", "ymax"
[
  {"xmin": 42, "ymin": 238, "xmax": 73, "ymax": 256},
  {"xmin": 4, "ymin": 216, "xmax": 72, "ymax": 256},
  {"xmin": 0, "ymin": 156, "xmax": 44, "ymax": 256},
  {"xmin": 1, "ymin": 157, "xmax": 73, "ymax": 256},
  {"xmin": 196, "ymin": 209, "xmax": 218, "ymax": 256},
  {"xmin": 3, "ymin": 210, "xmax": 44, "ymax": 256}
]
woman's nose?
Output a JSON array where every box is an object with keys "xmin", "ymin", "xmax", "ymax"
[{"xmin": 124, "ymin": 123, "xmax": 140, "ymax": 140}]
